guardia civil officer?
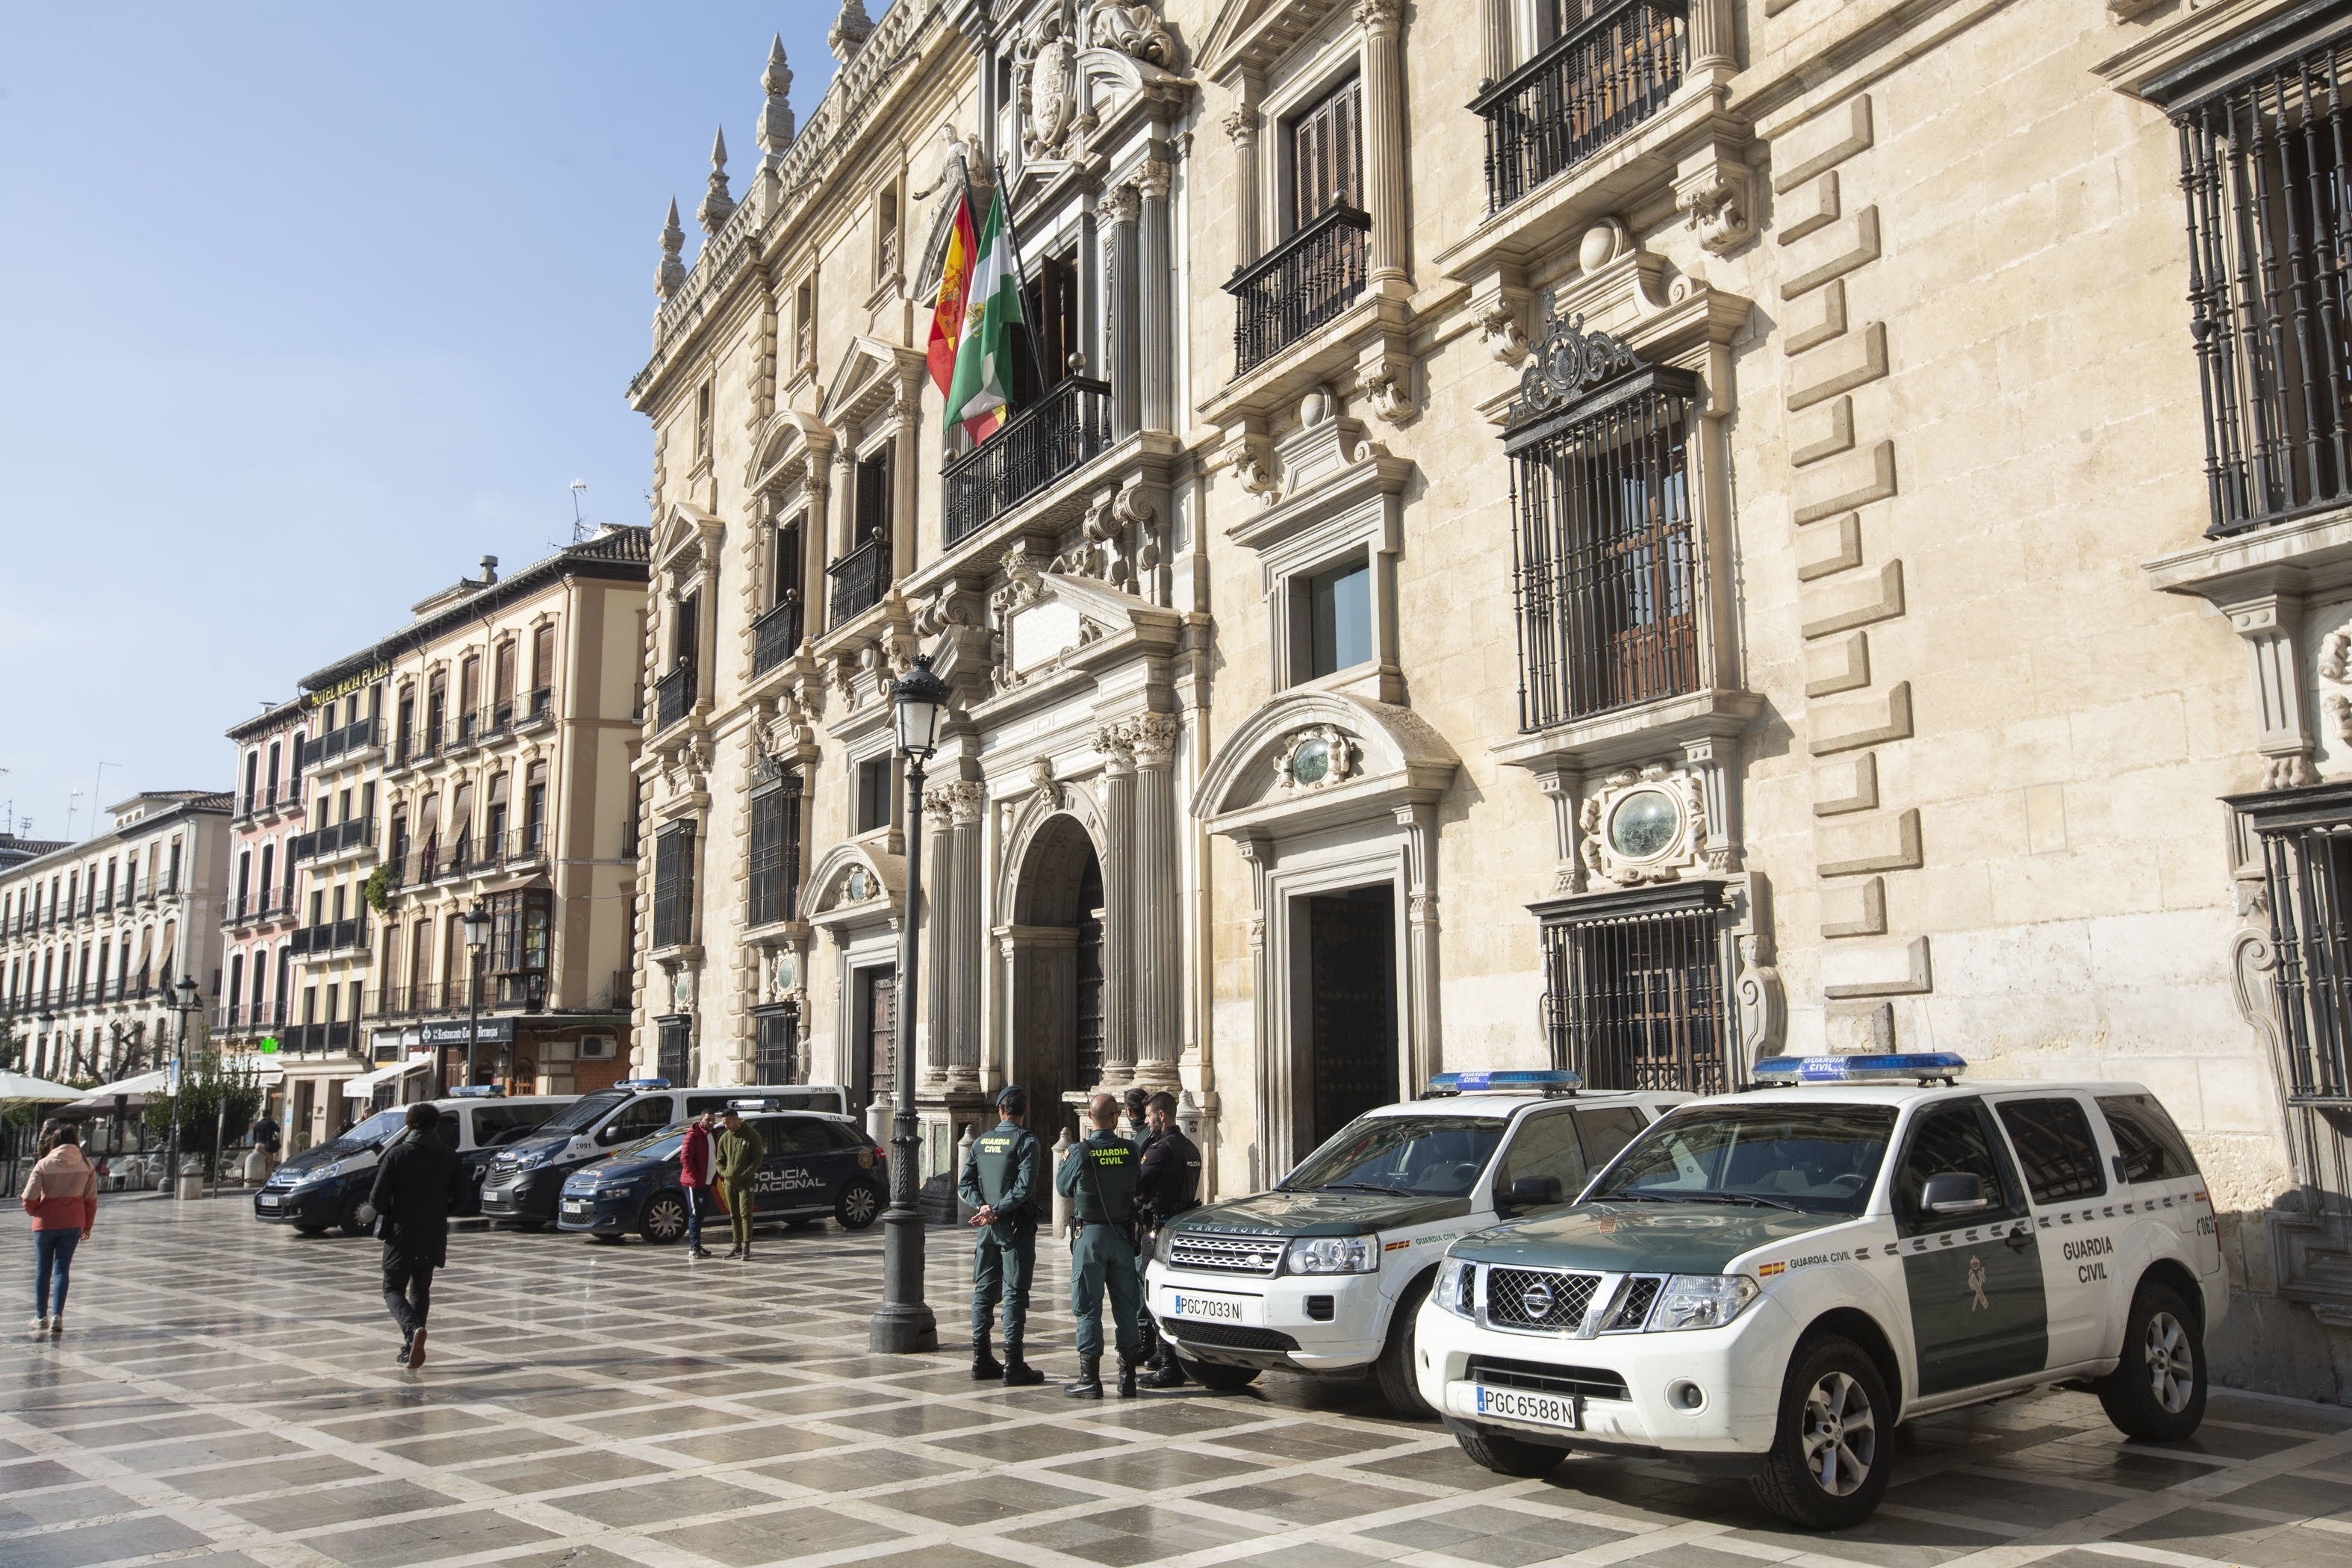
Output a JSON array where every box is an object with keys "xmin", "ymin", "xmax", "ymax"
[
  {"xmin": 1134, "ymin": 1090, "xmax": 1202, "ymax": 1389},
  {"xmin": 956, "ymin": 1084, "xmax": 1045, "ymax": 1387},
  {"xmin": 1056, "ymin": 1092, "xmax": 1144, "ymax": 1399}
]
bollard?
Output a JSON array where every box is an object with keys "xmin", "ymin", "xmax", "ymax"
[{"xmin": 1050, "ymin": 1126, "xmax": 1074, "ymax": 1239}]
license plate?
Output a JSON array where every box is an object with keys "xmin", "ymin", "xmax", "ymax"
[
  {"xmin": 1166, "ymin": 1291, "xmax": 1254, "ymax": 1324},
  {"xmin": 1463, "ymin": 1381, "xmax": 1581, "ymax": 1430},
  {"xmin": 562, "ymin": 1200, "xmax": 589, "ymax": 1213},
  {"xmin": 257, "ymin": 1195, "xmax": 279, "ymax": 1209}
]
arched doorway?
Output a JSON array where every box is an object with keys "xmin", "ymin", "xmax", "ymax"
[{"xmin": 1005, "ymin": 815, "xmax": 1105, "ymax": 1146}]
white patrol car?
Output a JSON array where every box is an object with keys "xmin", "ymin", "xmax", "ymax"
[
  {"xmin": 1144, "ymin": 1071, "xmax": 1690, "ymax": 1416},
  {"xmin": 1414, "ymin": 1054, "xmax": 2226, "ymax": 1530}
]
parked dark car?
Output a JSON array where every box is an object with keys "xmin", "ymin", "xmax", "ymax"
[
  {"xmin": 555, "ymin": 1111, "xmax": 885, "ymax": 1244},
  {"xmin": 255, "ymin": 1095, "xmax": 567, "ymax": 1235}
]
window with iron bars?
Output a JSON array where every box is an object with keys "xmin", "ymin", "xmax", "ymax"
[
  {"xmin": 1537, "ymin": 886, "xmax": 1729, "ymax": 1096},
  {"xmin": 1508, "ymin": 361, "xmax": 1700, "ymax": 732},
  {"xmin": 747, "ymin": 761, "xmax": 803, "ymax": 930},
  {"xmin": 753, "ymin": 1002, "xmax": 803, "ymax": 1083},
  {"xmin": 656, "ymin": 1015, "xmax": 692, "ymax": 1086},
  {"xmin": 2243, "ymin": 788, "xmax": 2352, "ymax": 1107},
  {"xmin": 2168, "ymin": 31, "xmax": 2352, "ymax": 538},
  {"xmin": 652, "ymin": 822, "xmax": 696, "ymax": 951}
]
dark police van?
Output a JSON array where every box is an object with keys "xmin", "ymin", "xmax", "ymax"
[
  {"xmin": 555, "ymin": 1107, "xmax": 885, "ymax": 1243},
  {"xmin": 479, "ymin": 1079, "xmax": 847, "ymax": 1230},
  {"xmin": 253, "ymin": 1092, "xmax": 569, "ymax": 1235}
]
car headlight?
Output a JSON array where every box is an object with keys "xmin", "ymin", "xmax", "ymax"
[
  {"xmin": 1283, "ymin": 1236, "xmax": 1378, "ymax": 1275},
  {"xmin": 1646, "ymin": 1274, "xmax": 1759, "ymax": 1332},
  {"xmin": 514, "ymin": 1146, "xmax": 557, "ymax": 1169},
  {"xmin": 293, "ymin": 1162, "xmax": 343, "ymax": 1185},
  {"xmin": 1434, "ymin": 1256, "xmax": 1473, "ymax": 1318},
  {"xmin": 1154, "ymin": 1227, "xmax": 1177, "ymax": 1265}
]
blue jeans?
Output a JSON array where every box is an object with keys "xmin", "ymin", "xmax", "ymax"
[
  {"xmin": 685, "ymin": 1186, "xmax": 710, "ymax": 1248},
  {"xmin": 34, "ymin": 1229, "xmax": 81, "ymax": 1319}
]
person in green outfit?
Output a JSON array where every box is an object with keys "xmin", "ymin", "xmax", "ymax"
[
  {"xmin": 1054, "ymin": 1092, "xmax": 1143, "ymax": 1399},
  {"xmin": 715, "ymin": 1107, "xmax": 765, "ymax": 1260},
  {"xmin": 957, "ymin": 1083, "xmax": 1045, "ymax": 1387}
]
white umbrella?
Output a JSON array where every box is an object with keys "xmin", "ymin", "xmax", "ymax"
[
  {"xmin": 60, "ymin": 1069, "xmax": 169, "ymax": 1113},
  {"xmin": 0, "ymin": 1070, "xmax": 85, "ymax": 1107}
]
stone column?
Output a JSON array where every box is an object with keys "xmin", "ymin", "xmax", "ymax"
[
  {"xmin": 1223, "ymin": 99, "xmax": 1260, "ymax": 268},
  {"xmin": 1396, "ymin": 801, "xmax": 1441, "ymax": 1092},
  {"xmin": 892, "ymin": 378, "xmax": 922, "ymax": 584},
  {"xmin": 921, "ymin": 787, "xmax": 957, "ymax": 1091},
  {"xmin": 1096, "ymin": 721, "xmax": 1138, "ymax": 1086},
  {"xmin": 802, "ymin": 454, "xmax": 833, "ymax": 641},
  {"xmin": 1688, "ymin": 0, "xmax": 1735, "ymax": 75},
  {"xmin": 1080, "ymin": 188, "xmax": 1101, "ymax": 379},
  {"xmin": 1357, "ymin": 0, "xmax": 1408, "ymax": 289},
  {"xmin": 1137, "ymin": 157, "xmax": 1175, "ymax": 435},
  {"xmin": 948, "ymin": 782, "xmax": 984, "ymax": 1094},
  {"xmin": 1130, "ymin": 715, "xmax": 1180, "ymax": 1086},
  {"xmin": 833, "ymin": 444, "xmax": 858, "ymax": 564},
  {"xmin": 1102, "ymin": 182, "xmax": 1142, "ymax": 441}
]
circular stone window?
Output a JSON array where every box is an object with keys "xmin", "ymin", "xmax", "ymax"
[
  {"xmin": 1288, "ymin": 735, "xmax": 1334, "ymax": 786},
  {"xmin": 1607, "ymin": 788, "xmax": 1681, "ymax": 860}
]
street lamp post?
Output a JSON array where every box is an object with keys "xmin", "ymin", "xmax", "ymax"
[
  {"xmin": 870, "ymin": 653, "xmax": 948, "ymax": 1354},
  {"xmin": 461, "ymin": 904, "xmax": 491, "ymax": 1092},
  {"xmin": 168, "ymin": 977, "xmax": 199, "ymax": 1197}
]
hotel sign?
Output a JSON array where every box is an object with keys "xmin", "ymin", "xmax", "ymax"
[
  {"xmin": 420, "ymin": 1018, "xmax": 515, "ymax": 1046},
  {"xmin": 308, "ymin": 662, "xmax": 391, "ymax": 709}
]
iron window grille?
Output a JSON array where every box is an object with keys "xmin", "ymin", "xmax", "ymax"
[
  {"xmin": 2165, "ymin": 26, "xmax": 2352, "ymax": 537},
  {"xmin": 1536, "ymin": 883, "xmax": 1731, "ymax": 1096},
  {"xmin": 747, "ymin": 759, "xmax": 803, "ymax": 930},
  {"xmin": 1507, "ymin": 313, "xmax": 1700, "ymax": 732},
  {"xmin": 2240, "ymin": 783, "xmax": 2352, "ymax": 1105},
  {"xmin": 652, "ymin": 822, "xmax": 696, "ymax": 951},
  {"xmin": 1472, "ymin": 0, "xmax": 1687, "ymax": 214},
  {"xmin": 656, "ymin": 1015, "xmax": 691, "ymax": 1086},
  {"xmin": 753, "ymin": 1002, "xmax": 803, "ymax": 1083}
]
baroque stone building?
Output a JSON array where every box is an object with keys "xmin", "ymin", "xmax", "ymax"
[{"xmin": 633, "ymin": 0, "xmax": 2352, "ymax": 1396}]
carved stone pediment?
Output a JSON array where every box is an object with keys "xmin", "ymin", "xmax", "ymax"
[
  {"xmin": 1197, "ymin": 691, "xmax": 1458, "ymax": 836},
  {"xmin": 818, "ymin": 336, "xmax": 926, "ymax": 432},
  {"xmin": 653, "ymin": 503, "xmax": 724, "ymax": 579},
  {"xmin": 978, "ymin": 546, "xmax": 1181, "ymax": 709},
  {"xmin": 745, "ymin": 409, "xmax": 836, "ymax": 494},
  {"xmin": 803, "ymin": 840, "xmax": 903, "ymax": 931}
]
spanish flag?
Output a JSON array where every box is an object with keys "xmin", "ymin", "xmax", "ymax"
[
  {"xmin": 926, "ymin": 187, "xmax": 980, "ymax": 399},
  {"xmin": 945, "ymin": 189, "xmax": 1027, "ymax": 444}
]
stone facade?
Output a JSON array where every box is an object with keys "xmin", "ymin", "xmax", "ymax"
[
  {"xmin": 218, "ymin": 699, "xmax": 311, "ymax": 1071},
  {"xmin": 632, "ymin": 0, "xmax": 2352, "ymax": 1397}
]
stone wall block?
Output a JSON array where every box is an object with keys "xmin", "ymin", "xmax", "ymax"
[
  {"xmin": 1805, "ymin": 628, "xmax": 1871, "ymax": 695},
  {"xmin": 1797, "ymin": 516, "xmax": 1865, "ymax": 584},
  {"xmin": 1793, "ymin": 438, "xmax": 1897, "ymax": 523},
  {"xmin": 1816, "ymin": 806, "xmax": 1923, "ymax": 877},
  {"xmin": 1814, "ymin": 753, "xmax": 1880, "ymax": 816},
  {"xmin": 1823, "ymin": 1000, "xmax": 1896, "ymax": 1051},
  {"xmin": 1788, "ymin": 324, "xmax": 1890, "ymax": 413},
  {"xmin": 1785, "ymin": 279, "xmax": 1849, "ymax": 356},
  {"xmin": 1820, "ymin": 877, "xmax": 1890, "ymax": 939},
  {"xmin": 1779, "ymin": 207, "xmax": 1881, "ymax": 300},
  {"xmin": 1780, "ymin": 171, "xmax": 1842, "ymax": 244},
  {"xmin": 1808, "ymin": 679, "xmax": 1914, "ymax": 755},
  {"xmin": 1791, "ymin": 396, "xmax": 1855, "ymax": 467},
  {"xmin": 1773, "ymin": 95, "xmax": 1873, "ymax": 193},
  {"xmin": 1821, "ymin": 934, "xmax": 1933, "ymax": 998},
  {"xmin": 1801, "ymin": 560, "xmax": 1904, "ymax": 640}
]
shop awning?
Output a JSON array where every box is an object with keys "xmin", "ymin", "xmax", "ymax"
[
  {"xmin": 0, "ymin": 1070, "xmax": 84, "ymax": 1107},
  {"xmin": 60, "ymin": 1069, "xmax": 169, "ymax": 1112},
  {"xmin": 341, "ymin": 1054, "xmax": 432, "ymax": 1099}
]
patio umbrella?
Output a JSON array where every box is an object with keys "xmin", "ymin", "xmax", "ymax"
[
  {"xmin": 60, "ymin": 1069, "xmax": 169, "ymax": 1113},
  {"xmin": 0, "ymin": 1070, "xmax": 84, "ymax": 1107}
]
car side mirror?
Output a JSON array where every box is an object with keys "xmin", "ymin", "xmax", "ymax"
[
  {"xmin": 1507, "ymin": 1176, "xmax": 1564, "ymax": 1209},
  {"xmin": 1921, "ymin": 1172, "xmax": 1988, "ymax": 1216}
]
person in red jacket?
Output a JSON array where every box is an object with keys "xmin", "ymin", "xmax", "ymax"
[
  {"xmin": 679, "ymin": 1110, "xmax": 718, "ymax": 1260},
  {"xmin": 22, "ymin": 1121, "xmax": 96, "ymax": 1336}
]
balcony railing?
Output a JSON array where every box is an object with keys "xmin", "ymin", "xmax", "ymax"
[
  {"xmin": 288, "ymin": 915, "xmax": 370, "ymax": 957},
  {"xmin": 376, "ymin": 983, "xmax": 451, "ymax": 1018},
  {"xmin": 827, "ymin": 537, "xmax": 891, "ymax": 624},
  {"xmin": 653, "ymin": 665, "xmax": 696, "ymax": 735},
  {"xmin": 1227, "ymin": 204, "xmax": 1372, "ymax": 376},
  {"xmin": 264, "ymin": 778, "xmax": 302, "ymax": 813},
  {"xmin": 385, "ymin": 827, "xmax": 547, "ymax": 891},
  {"xmin": 298, "ymin": 715, "xmax": 382, "ymax": 771},
  {"xmin": 752, "ymin": 597, "xmax": 804, "ymax": 677},
  {"xmin": 279, "ymin": 1020, "xmax": 359, "ymax": 1055},
  {"xmin": 290, "ymin": 817, "xmax": 373, "ymax": 863},
  {"xmin": 942, "ymin": 376, "xmax": 1113, "ymax": 546},
  {"xmin": 1472, "ymin": 0, "xmax": 1687, "ymax": 214},
  {"xmin": 228, "ymin": 889, "xmax": 296, "ymax": 926}
]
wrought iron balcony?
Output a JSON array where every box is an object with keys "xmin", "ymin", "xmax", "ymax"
[
  {"xmin": 1227, "ymin": 204, "xmax": 1372, "ymax": 377},
  {"xmin": 288, "ymin": 915, "xmax": 370, "ymax": 957},
  {"xmin": 942, "ymin": 376, "xmax": 1113, "ymax": 545},
  {"xmin": 298, "ymin": 715, "xmax": 382, "ymax": 771},
  {"xmin": 827, "ymin": 537, "xmax": 891, "ymax": 624},
  {"xmin": 1472, "ymin": 0, "xmax": 1687, "ymax": 214},
  {"xmin": 752, "ymin": 597, "xmax": 804, "ymax": 677},
  {"xmin": 653, "ymin": 664, "xmax": 697, "ymax": 734},
  {"xmin": 290, "ymin": 817, "xmax": 373, "ymax": 863}
]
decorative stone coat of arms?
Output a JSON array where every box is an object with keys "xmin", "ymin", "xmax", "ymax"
[
  {"xmin": 1272, "ymin": 724, "xmax": 1359, "ymax": 793},
  {"xmin": 1578, "ymin": 763, "xmax": 1710, "ymax": 886}
]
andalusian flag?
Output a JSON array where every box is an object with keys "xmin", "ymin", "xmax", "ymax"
[
  {"xmin": 944, "ymin": 189, "xmax": 1027, "ymax": 444},
  {"xmin": 925, "ymin": 185, "xmax": 980, "ymax": 397}
]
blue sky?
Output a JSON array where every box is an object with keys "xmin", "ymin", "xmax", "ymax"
[{"xmin": 0, "ymin": 3, "xmax": 856, "ymax": 842}]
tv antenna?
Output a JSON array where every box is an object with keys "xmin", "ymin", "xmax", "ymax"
[{"xmin": 570, "ymin": 479, "xmax": 591, "ymax": 544}]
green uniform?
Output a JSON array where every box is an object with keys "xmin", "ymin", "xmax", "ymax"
[
  {"xmin": 1056, "ymin": 1129, "xmax": 1143, "ymax": 1358},
  {"xmin": 957, "ymin": 1119, "xmax": 1041, "ymax": 1341},
  {"xmin": 716, "ymin": 1123, "xmax": 765, "ymax": 1251}
]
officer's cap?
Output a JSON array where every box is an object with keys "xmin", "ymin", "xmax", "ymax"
[{"xmin": 995, "ymin": 1083, "xmax": 1028, "ymax": 1115}]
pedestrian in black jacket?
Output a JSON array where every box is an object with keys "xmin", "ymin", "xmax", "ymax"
[{"xmin": 366, "ymin": 1102, "xmax": 461, "ymax": 1370}]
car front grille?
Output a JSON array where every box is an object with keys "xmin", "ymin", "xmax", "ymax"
[
  {"xmin": 1168, "ymin": 1231, "xmax": 1286, "ymax": 1275},
  {"xmin": 1467, "ymin": 1354, "xmax": 1630, "ymax": 1402},
  {"xmin": 1485, "ymin": 1267, "xmax": 1601, "ymax": 1331},
  {"xmin": 1602, "ymin": 1275, "xmax": 1662, "ymax": 1332},
  {"xmin": 1163, "ymin": 1319, "xmax": 1299, "ymax": 1351}
]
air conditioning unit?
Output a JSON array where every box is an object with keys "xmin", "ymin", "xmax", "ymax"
[{"xmin": 578, "ymin": 1035, "xmax": 616, "ymax": 1061}]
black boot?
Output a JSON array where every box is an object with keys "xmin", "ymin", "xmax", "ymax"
[
  {"xmin": 1002, "ymin": 1337, "xmax": 1045, "ymax": 1387},
  {"xmin": 1116, "ymin": 1354, "xmax": 1139, "ymax": 1399},
  {"xmin": 1143, "ymin": 1345, "xmax": 1188, "ymax": 1389},
  {"xmin": 1063, "ymin": 1355, "xmax": 1104, "ymax": 1399},
  {"xmin": 971, "ymin": 1333, "xmax": 1003, "ymax": 1381}
]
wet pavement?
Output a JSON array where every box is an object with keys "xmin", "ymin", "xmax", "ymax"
[{"xmin": 3, "ymin": 1193, "xmax": 2349, "ymax": 1568}]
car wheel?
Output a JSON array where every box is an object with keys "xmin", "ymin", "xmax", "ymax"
[
  {"xmin": 1455, "ymin": 1425, "xmax": 1564, "ymax": 1478},
  {"xmin": 641, "ymin": 1192, "xmax": 689, "ymax": 1245},
  {"xmin": 1750, "ymin": 1336, "xmax": 1893, "ymax": 1531},
  {"xmin": 337, "ymin": 1194, "xmax": 370, "ymax": 1238},
  {"xmin": 835, "ymin": 1180, "xmax": 881, "ymax": 1231},
  {"xmin": 1375, "ymin": 1272, "xmax": 1437, "ymax": 1419},
  {"xmin": 2097, "ymin": 1282, "xmax": 2206, "ymax": 1443},
  {"xmin": 1175, "ymin": 1356, "xmax": 1260, "ymax": 1392}
]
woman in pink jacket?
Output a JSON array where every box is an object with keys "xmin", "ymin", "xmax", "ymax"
[{"xmin": 22, "ymin": 1121, "xmax": 96, "ymax": 1335}]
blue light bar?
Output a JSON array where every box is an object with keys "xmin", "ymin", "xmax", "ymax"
[
  {"xmin": 1752, "ymin": 1053, "xmax": 1967, "ymax": 1085},
  {"xmin": 445, "ymin": 1084, "xmax": 505, "ymax": 1098},
  {"xmin": 615, "ymin": 1077, "xmax": 672, "ymax": 1091},
  {"xmin": 1426, "ymin": 1069, "xmax": 1584, "ymax": 1095}
]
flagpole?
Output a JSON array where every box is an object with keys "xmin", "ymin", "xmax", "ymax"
[{"xmin": 990, "ymin": 156, "xmax": 1056, "ymax": 399}]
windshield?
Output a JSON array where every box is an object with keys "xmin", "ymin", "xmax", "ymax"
[
  {"xmin": 529, "ymin": 1089, "xmax": 632, "ymax": 1137},
  {"xmin": 1589, "ymin": 1104, "xmax": 1895, "ymax": 1216},
  {"xmin": 1281, "ymin": 1115, "xmax": 1508, "ymax": 1198},
  {"xmin": 320, "ymin": 1109, "xmax": 408, "ymax": 1152},
  {"xmin": 616, "ymin": 1130, "xmax": 686, "ymax": 1162}
]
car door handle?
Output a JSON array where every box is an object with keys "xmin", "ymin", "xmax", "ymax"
[{"xmin": 2005, "ymin": 1227, "xmax": 2033, "ymax": 1251}]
